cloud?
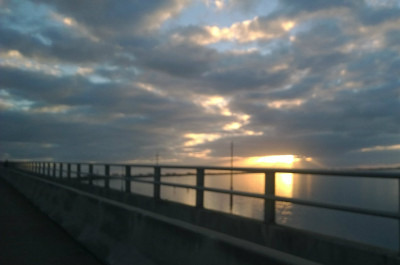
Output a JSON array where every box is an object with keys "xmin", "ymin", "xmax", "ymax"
[
  {"xmin": 0, "ymin": 25, "xmax": 115, "ymax": 64},
  {"xmin": 277, "ymin": 0, "xmax": 363, "ymax": 14},
  {"xmin": 31, "ymin": 0, "xmax": 190, "ymax": 37},
  {"xmin": 1, "ymin": 0, "xmax": 399, "ymax": 168},
  {"xmin": 172, "ymin": 16, "xmax": 295, "ymax": 45},
  {"xmin": 138, "ymin": 41, "xmax": 218, "ymax": 77},
  {"xmin": 358, "ymin": 3, "xmax": 400, "ymax": 25}
]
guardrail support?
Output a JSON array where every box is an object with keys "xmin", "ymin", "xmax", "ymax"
[
  {"xmin": 264, "ymin": 171, "xmax": 275, "ymax": 224},
  {"xmin": 89, "ymin": 164, "xmax": 93, "ymax": 185},
  {"xmin": 77, "ymin": 164, "xmax": 81, "ymax": 179},
  {"xmin": 125, "ymin": 166, "xmax": 131, "ymax": 193},
  {"xmin": 47, "ymin": 163, "xmax": 51, "ymax": 176},
  {"xmin": 67, "ymin": 163, "xmax": 71, "ymax": 179},
  {"xmin": 154, "ymin": 166, "xmax": 161, "ymax": 200},
  {"xmin": 105, "ymin": 165, "xmax": 110, "ymax": 189},
  {"xmin": 196, "ymin": 168, "xmax": 205, "ymax": 208},
  {"xmin": 59, "ymin": 163, "xmax": 63, "ymax": 178},
  {"xmin": 52, "ymin": 162, "xmax": 56, "ymax": 177}
]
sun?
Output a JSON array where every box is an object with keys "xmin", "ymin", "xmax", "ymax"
[
  {"xmin": 244, "ymin": 155, "xmax": 296, "ymax": 167},
  {"xmin": 255, "ymin": 155, "xmax": 295, "ymax": 164}
]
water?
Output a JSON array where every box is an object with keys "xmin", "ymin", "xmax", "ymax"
[
  {"xmin": 282, "ymin": 173, "xmax": 398, "ymax": 251},
  {"xmin": 96, "ymin": 168, "xmax": 399, "ymax": 251}
]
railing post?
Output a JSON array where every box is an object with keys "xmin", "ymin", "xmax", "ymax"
[
  {"xmin": 52, "ymin": 162, "xmax": 56, "ymax": 177},
  {"xmin": 77, "ymin": 164, "xmax": 81, "ymax": 179},
  {"xmin": 125, "ymin": 165, "xmax": 131, "ymax": 193},
  {"xmin": 89, "ymin": 164, "xmax": 93, "ymax": 185},
  {"xmin": 67, "ymin": 163, "xmax": 71, "ymax": 179},
  {"xmin": 264, "ymin": 171, "xmax": 275, "ymax": 224},
  {"xmin": 59, "ymin": 163, "xmax": 63, "ymax": 178},
  {"xmin": 196, "ymin": 168, "xmax": 205, "ymax": 208},
  {"xmin": 154, "ymin": 166, "xmax": 161, "ymax": 200},
  {"xmin": 105, "ymin": 165, "xmax": 110, "ymax": 189},
  {"xmin": 47, "ymin": 163, "xmax": 51, "ymax": 176}
]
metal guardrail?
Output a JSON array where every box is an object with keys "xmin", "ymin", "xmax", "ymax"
[{"xmin": 7, "ymin": 161, "xmax": 400, "ymax": 252}]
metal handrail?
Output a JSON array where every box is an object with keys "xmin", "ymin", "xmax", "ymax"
[
  {"xmin": 10, "ymin": 160, "xmax": 400, "ymax": 251},
  {"xmin": 26, "ymin": 161, "xmax": 400, "ymax": 178},
  {"xmin": 123, "ymin": 176, "xmax": 399, "ymax": 219},
  {"xmin": 16, "ymin": 161, "xmax": 400, "ymax": 215}
]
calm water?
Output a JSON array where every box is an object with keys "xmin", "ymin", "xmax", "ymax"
[{"xmin": 91, "ymin": 167, "xmax": 399, "ymax": 251}]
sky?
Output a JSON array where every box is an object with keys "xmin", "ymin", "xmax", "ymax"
[{"xmin": 0, "ymin": 0, "xmax": 399, "ymax": 168}]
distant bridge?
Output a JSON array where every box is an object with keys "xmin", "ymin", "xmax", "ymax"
[{"xmin": 1, "ymin": 161, "xmax": 400, "ymax": 265}]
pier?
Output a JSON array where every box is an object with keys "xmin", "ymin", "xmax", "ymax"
[{"xmin": 1, "ymin": 161, "xmax": 399, "ymax": 264}]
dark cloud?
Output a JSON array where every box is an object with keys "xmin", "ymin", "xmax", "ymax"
[
  {"xmin": 226, "ymin": 81, "xmax": 400, "ymax": 166},
  {"xmin": 226, "ymin": 0, "xmax": 262, "ymax": 12},
  {"xmin": 0, "ymin": 22, "xmax": 116, "ymax": 64},
  {"xmin": 386, "ymin": 29, "xmax": 400, "ymax": 47},
  {"xmin": 277, "ymin": 0, "xmax": 363, "ymax": 15},
  {"xmin": 358, "ymin": 5, "xmax": 400, "ymax": 25},
  {"xmin": 30, "ymin": 0, "xmax": 188, "ymax": 38},
  {"xmin": 205, "ymin": 67, "xmax": 290, "ymax": 92},
  {"xmin": 138, "ymin": 41, "xmax": 218, "ymax": 77},
  {"xmin": 0, "ymin": 66, "xmax": 90, "ymax": 105}
]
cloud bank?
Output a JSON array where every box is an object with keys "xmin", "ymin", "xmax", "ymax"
[{"xmin": 1, "ymin": 0, "xmax": 399, "ymax": 168}]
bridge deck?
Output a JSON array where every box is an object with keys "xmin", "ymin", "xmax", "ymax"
[{"xmin": 0, "ymin": 173, "xmax": 105, "ymax": 265}]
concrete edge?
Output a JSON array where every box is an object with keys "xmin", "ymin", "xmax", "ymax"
[{"xmin": 11, "ymin": 169, "xmax": 321, "ymax": 265}]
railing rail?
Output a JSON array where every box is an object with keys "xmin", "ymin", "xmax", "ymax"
[{"xmin": 6, "ymin": 161, "xmax": 400, "ymax": 252}]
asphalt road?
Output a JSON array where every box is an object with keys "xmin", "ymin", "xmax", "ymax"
[{"xmin": 0, "ymin": 173, "xmax": 105, "ymax": 265}]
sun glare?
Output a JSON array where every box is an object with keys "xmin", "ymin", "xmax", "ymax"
[
  {"xmin": 276, "ymin": 173, "xmax": 293, "ymax": 197},
  {"xmin": 279, "ymin": 173, "xmax": 293, "ymax": 185},
  {"xmin": 63, "ymin": 17, "xmax": 74, "ymax": 26},
  {"xmin": 243, "ymin": 155, "xmax": 297, "ymax": 168},
  {"xmin": 281, "ymin": 21, "xmax": 295, "ymax": 31},
  {"xmin": 256, "ymin": 155, "xmax": 295, "ymax": 164}
]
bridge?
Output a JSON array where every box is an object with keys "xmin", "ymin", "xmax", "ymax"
[{"xmin": 1, "ymin": 161, "xmax": 399, "ymax": 264}]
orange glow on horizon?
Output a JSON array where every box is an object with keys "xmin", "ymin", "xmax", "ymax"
[
  {"xmin": 243, "ymin": 155, "xmax": 297, "ymax": 168},
  {"xmin": 276, "ymin": 173, "xmax": 293, "ymax": 197}
]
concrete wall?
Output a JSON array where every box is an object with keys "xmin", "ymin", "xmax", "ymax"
[{"xmin": 2, "ymin": 169, "xmax": 400, "ymax": 265}]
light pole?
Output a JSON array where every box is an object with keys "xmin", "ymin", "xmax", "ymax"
[{"xmin": 230, "ymin": 141, "xmax": 234, "ymax": 212}]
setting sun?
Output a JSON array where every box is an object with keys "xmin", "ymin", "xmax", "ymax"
[
  {"xmin": 244, "ymin": 155, "xmax": 296, "ymax": 167},
  {"xmin": 256, "ymin": 155, "xmax": 295, "ymax": 164}
]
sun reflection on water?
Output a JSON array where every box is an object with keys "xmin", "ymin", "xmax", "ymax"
[{"xmin": 276, "ymin": 173, "xmax": 294, "ymax": 198}]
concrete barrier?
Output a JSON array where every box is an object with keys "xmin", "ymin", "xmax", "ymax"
[{"xmin": 2, "ymin": 168, "xmax": 399, "ymax": 265}]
